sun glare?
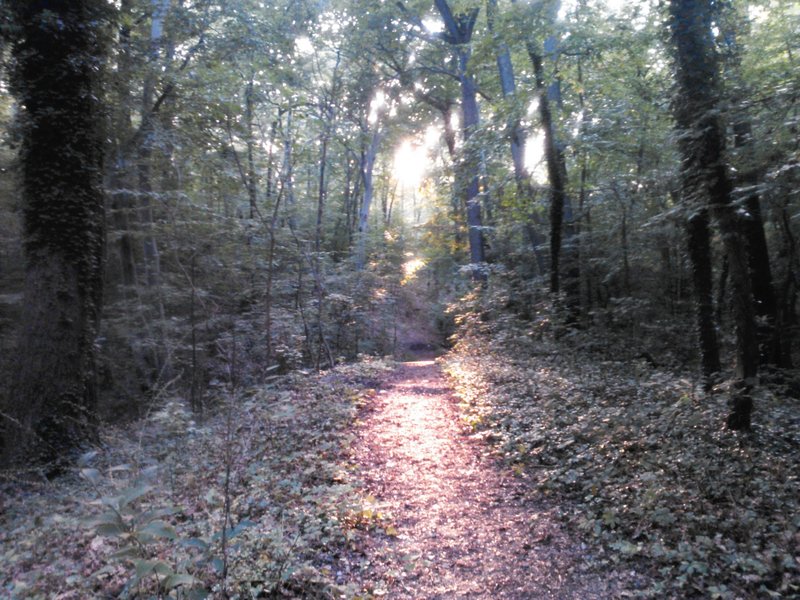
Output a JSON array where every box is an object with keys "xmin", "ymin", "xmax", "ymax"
[
  {"xmin": 393, "ymin": 140, "xmax": 427, "ymax": 188},
  {"xmin": 402, "ymin": 255, "xmax": 426, "ymax": 285},
  {"xmin": 524, "ymin": 131, "xmax": 548, "ymax": 185},
  {"xmin": 368, "ymin": 90, "xmax": 387, "ymax": 124},
  {"xmin": 294, "ymin": 36, "xmax": 314, "ymax": 55}
]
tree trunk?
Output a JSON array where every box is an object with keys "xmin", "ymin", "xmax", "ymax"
[
  {"xmin": 718, "ymin": 0, "xmax": 785, "ymax": 367},
  {"xmin": 734, "ymin": 123, "xmax": 786, "ymax": 367},
  {"xmin": 138, "ymin": 0, "xmax": 170, "ymax": 288},
  {"xmin": 528, "ymin": 45, "xmax": 579, "ymax": 318},
  {"xmin": 109, "ymin": 0, "xmax": 138, "ymax": 288},
  {"xmin": 458, "ymin": 48, "xmax": 487, "ymax": 277},
  {"xmin": 434, "ymin": 0, "xmax": 486, "ymax": 280},
  {"xmin": 245, "ymin": 77, "xmax": 259, "ymax": 219},
  {"xmin": 4, "ymin": 0, "xmax": 108, "ymax": 468},
  {"xmin": 486, "ymin": 0, "xmax": 525, "ymax": 178},
  {"xmin": 486, "ymin": 0, "xmax": 546, "ymax": 276},
  {"xmin": 357, "ymin": 123, "xmax": 382, "ymax": 269},
  {"xmin": 669, "ymin": 0, "xmax": 758, "ymax": 429},
  {"xmin": 687, "ymin": 208, "xmax": 722, "ymax": 381}
]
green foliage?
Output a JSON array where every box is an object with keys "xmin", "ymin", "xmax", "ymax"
[{"xmin": 80, "ymin": 460, "xmax": 206, "ymax": 598}]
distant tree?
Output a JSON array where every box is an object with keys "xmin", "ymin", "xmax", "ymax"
[
  {"xmin": 669, "ymin": 0, "xmax": 758, "ymax": 428},
  {"xmin": 2, "ymin": 0, "xmax": 110, "ymax": 467}
]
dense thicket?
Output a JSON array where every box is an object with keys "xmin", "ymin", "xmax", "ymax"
[{"xmin": 0, "ymin": 0, "xmax": 797, "ymax": 461}]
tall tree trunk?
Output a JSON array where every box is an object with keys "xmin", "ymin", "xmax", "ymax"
[
  {"xmin": 485, "ymin": 0, "xmax": 525, "ymax": 178},
  {"xmin": 244, "ymin": 77, "xmax": 259, "ymax": 219},
  {"xmin": 4, "ymin": 0, "xmax": 109, "ymax": 467},
  {"xmin": 357, "ymin": 123, "xmax": 382, "ymax": 270},
  {"xmin": 315, "ymin": 52, "xmax": 341, "ymax": 254},
  {"xmin": 486, "ymin": 0, "xmax": 546, "ymax": 275},
  {"xmin": 528, "ymin": 45, "xmax": 579, "ymax": 318},
  {"xmin": 669, "ymin": 0, "xmax": 758, "ymax": 429},
  {"xmin": 316, "ymin": 134, "xmax": 329, "ymax": 254},
  {"xmin": 283, "ymin": 109, "xmax": 296, "ymax": 231},
  {"xmin": 434, "ymin": 0, "xmax": 486, "ymax": 280},
  {"xmin": 109, "ymin": 0, "xmax": 138, "ymax": 288},
  {"xmin": 687, "ymin": 208, "xmax": 722, "ymax": 380},
  {"xmin": 139, "ymin": 0, "xmax": 170, "ymax": 288}
]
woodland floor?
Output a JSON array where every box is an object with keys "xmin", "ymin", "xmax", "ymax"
[
  {"xmin": 346, "ymin": 353, "xmax": 637, "ymax": 598},
  {"xmin": 2, "ymin": 298, "xmax": 797, "ymax": 598}
]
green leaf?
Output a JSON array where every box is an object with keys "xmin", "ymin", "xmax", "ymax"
[
  {"xmin": 137, "ymin": 506, "xmax": 177, "ymax": 525},
  {"xmin": 110, "ymin": 546, "xmax": 140, "ymax": 561},
  {"xmin": 137, "ymin": 520, "xmax": 177, "ymax": 540},
  {"xmin": 97, "ymin": 522, "xmax": 128, "ymax": 537},
  {"xmin": 77, "ymin": 451, "xmax": 98, "ymax": 467},
  {"xmin": 86, "ymin": 510, "xmax": 125, "ymax": 529},
  {"xmin": 119, "ymin": 484, "xmax": 152, "ymax": 509},
  {"xmin": 228, "ymin": 519, "xmax": 257, "ymax": 539},
  {"xmin": 164, "ymin": 574, "xmax": 200, "ymax": 590},
  {"xmin": 180, "ymin": 537, "xmax": 210, "ymax": 551},
  {"xmin": 134, "ymin": 559, "xmax": 173, "ymax": 578},
  {"xmin": 140, "ymin": 465, "xmax": 160, "ymax": 480},
  {"xmin": 80, "ymin": 468, "xmax": 102, "ymax": 485},
  {"xmin": 211, "ymin": 557, "xmax": 225, "ymax": 574}
]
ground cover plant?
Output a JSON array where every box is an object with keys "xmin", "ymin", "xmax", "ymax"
[
  {"xmin": 442, "ymin": 292, "xmax": 800, "ymax": 599},
  {"xmin": 0, "ymin": 358, "xmax": 393, "ymax": 599}
]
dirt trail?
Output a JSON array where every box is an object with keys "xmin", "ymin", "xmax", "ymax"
[{"xmin": 352, "ymin": 356, "xmax": 620, "ymax": 599}]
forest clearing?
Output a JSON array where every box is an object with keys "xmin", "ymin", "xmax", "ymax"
[{"xmin": 1, "ymin": 0, "xmax": 799, "ymax": 598}]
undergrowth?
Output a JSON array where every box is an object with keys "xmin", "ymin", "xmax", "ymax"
[
  {"xmin": 0, "ymin": 357, "xmax": 393, "ymax": 599},
  {"xmin": 442, "ymin": 290, "xmax": 800, "ymax": 599}
]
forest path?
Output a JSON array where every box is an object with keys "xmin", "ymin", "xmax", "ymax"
[{"xmin": 350, "ymin": 354, "xmax": 618, "ymax": 599}]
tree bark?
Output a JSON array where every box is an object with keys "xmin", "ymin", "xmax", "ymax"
[
  {"xmin": 687, "ymin": 208, "xmax": 722, "ymax": 380},
  {"xmin": 109, "ymin": 0, "xmax": 138, "ymax": 288},
  {"xmin": 4, "ymin": 0, "xmax": 108, "ymax": 467},
  {"xmin": 245, "ymin": 77, "xmax": 259, "ymax": 219},
  {"xmin": 434, "ymin": 0, "xmax": 486, "ymax": 280},
  {"xmin": 669, "ymin": 0, "xmax": 758, "ymax": 429},
  {"xmin": 138, "ymin": 0, "xmax": 170, "ymax": 288},
  {"xmin": 486, "ymin": 0, "xmax": 546, "ymax": 276},
  {"xmin": 528, "ymin": 46, "xmax": 579, "ymax": 318},
  {"xmin": 733, "ymin": 123, "xmax": 786, "ymax": 367},
  {"xmin": 357, "ymin": 122, "xmax": 383, "ymax": 270}
]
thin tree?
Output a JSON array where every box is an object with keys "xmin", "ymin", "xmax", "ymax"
[{"xmin": 3, "ymin": 0, "xmax": 110, "ymax": 467}]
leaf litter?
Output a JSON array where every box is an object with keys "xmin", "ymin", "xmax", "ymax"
[
  {"xmin": 440, "ymin": 298, "xmax": 800, "ymax": 599},
  {"xmin": 346, "ymin": 354, "xmax": 633, "ymax": 598}
]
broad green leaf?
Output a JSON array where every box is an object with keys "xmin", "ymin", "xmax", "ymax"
[
  {"xmin": 110, "ymin": 546, "xmax": 140, "ymax": 561},
  {"xmin": 180, "ymin": 537, "xmax": 210, "ymax": 551},
  {"xmin": 86, "ymin": 510, "xmax": 125, "ymax": 529},
  {"xmin": 164, "ymin": 573, "xmax": 199, "ymax": 590},
  {"xmin": 97, "ymin": 522, "xmax": 128, "ymax": 537},
  {"xmin": 228, "ymin": 519, "xmax": 257, "ymax": 539},
  {"xmin": 80, "ymin": 468, "xmax": 102, "ymax": 485},
  {"xmin": 137, "ymin": 520, "xmax": 177, "ymax": 540},
  {"xmin": 134, "ymin": 559, "xmax": 173, "ymax": 578},
  {"xmin": 137, "ymin": 506, "xmax": 177, "ymax": 525},
  {"xmin": 77, "ymin": 451, "xmax": 98, "ymax": 467},
  {"xmin": 211, "ymin": 557, "xmax": 225, "ymax": 574},
  {"xmin": 119, "ymin": 484, "xmax": 152, "ymax": 508}
]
